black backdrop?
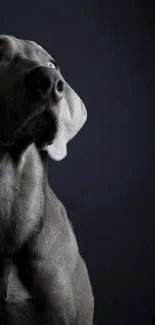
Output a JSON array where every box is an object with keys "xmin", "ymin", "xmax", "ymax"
[{"xmin": 1, "ymin": 1, "xmax": 155, "ymax": 324}]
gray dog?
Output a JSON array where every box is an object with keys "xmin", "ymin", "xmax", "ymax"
[{"xmin": 0, "ymin": 35, "xmax": 94, "ymax": 325}]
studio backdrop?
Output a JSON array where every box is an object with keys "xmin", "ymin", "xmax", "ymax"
[{"xmin": 0, "ymin": 1, "xmax": 155, "ymax": 324}]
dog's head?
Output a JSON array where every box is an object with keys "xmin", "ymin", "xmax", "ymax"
[{"xmin": 0, "ymin": 35, "xmax": 87, "ymax": 160}]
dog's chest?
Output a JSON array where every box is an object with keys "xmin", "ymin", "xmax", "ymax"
[{"xmin": 0, "ymin": 147, "xmax": 44, "ymax": 254}]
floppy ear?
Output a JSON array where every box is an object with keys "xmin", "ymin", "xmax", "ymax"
[{"xmin": 45, "ymin": 83, "xmax": 87, "ymax": 161}]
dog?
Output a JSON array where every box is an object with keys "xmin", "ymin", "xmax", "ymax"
[{"xmin": 0, "ymin": 35, "xmax": 94, "ymax": 325}]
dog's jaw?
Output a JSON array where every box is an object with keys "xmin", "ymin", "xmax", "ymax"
[{"xmin": 44, "ymin": 87, "xmax": 87, "ymax": 161}]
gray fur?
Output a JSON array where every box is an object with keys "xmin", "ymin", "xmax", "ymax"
[{"xmin": 0, "ymin": 35, "xmax": 94, "ymax": 325}]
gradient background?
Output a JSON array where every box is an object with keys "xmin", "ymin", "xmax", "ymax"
[{"xmin": 0, "ymin": 0, "xmax": 155, "ymax": 324}]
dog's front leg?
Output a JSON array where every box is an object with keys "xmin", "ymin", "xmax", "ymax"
[
  {"xmin": 13, "ymin": 244, "xmax": 94, "ymax": 325},
  {"xmin": 13, "ymin": 249, "xmax": 77, "ymax": 325}
]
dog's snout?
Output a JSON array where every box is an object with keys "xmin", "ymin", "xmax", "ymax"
[{"xmin": 24, "ymin": 66, "xmax": 65, "ymax": 102}]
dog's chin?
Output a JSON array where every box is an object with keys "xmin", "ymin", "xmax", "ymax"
[
  {"xmin": 25, "ymin": 99, "xmax": 58, "ymax": 150},
  {"xmin": 34, "ymin": 137, "xmax": 54, "ymax": 150},
  {"xmin": 33, "ymin": 121, "xmax": 56, "ymax": 149}
]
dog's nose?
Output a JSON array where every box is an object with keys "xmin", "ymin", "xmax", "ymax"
[{"xmin": 24, "ymin": 66, "xmax": 65, "ymax": 101}]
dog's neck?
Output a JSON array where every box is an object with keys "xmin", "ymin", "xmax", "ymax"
[
  {"xmin": 0, "ymin": 143, "xmax": 48, "ymax": 187},
  {"xmin": 0, "ymin": 134, "xmax": 34, "ymax": 161},
  {"xmin": 0, "ymin": 143, "xmax": 48, "ymax": 254}
]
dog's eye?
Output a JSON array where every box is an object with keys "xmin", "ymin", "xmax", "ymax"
[{"xmin": 48, "ymin": 61, "xmax": 56, "ymax": 69}]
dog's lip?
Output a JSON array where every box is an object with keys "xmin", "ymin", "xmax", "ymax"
[
  {"xmin": 34, "ymin": 98, "xmax": 58, "ymax": 149},
  {"xmin": 2, "ymin": 94, "xmax": 58, "ymax": 149}
]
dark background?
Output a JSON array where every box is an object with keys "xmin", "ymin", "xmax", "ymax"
[{"xmin": 1, "ymin": 0, "xmax": 155, "ymax": 324}]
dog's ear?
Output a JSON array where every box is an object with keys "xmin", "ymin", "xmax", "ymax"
[{"xmin": 45, "ymin": 83, "xmax": 87, "ymax": 161}]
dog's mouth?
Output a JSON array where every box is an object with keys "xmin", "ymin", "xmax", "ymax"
[
  {"xmin": 0, "ymin": 95, "xmax": 58, "ymax": 151},
  {"xmin": 21, "ymin": 94, "xmax": 59, "ymax": 150},
  {"xmin": 33, "ymin": 101, "xmax": 58, "ymax": 149}
]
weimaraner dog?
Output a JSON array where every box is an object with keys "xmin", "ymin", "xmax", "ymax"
[{"xmin": 0, "ymin": 35, "xmax": 94, "ymax": 325}]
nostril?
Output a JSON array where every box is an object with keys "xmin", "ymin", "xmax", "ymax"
[{"xmin": 56, "ymin": 80, "xmax": 65, "ymax": 93}]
